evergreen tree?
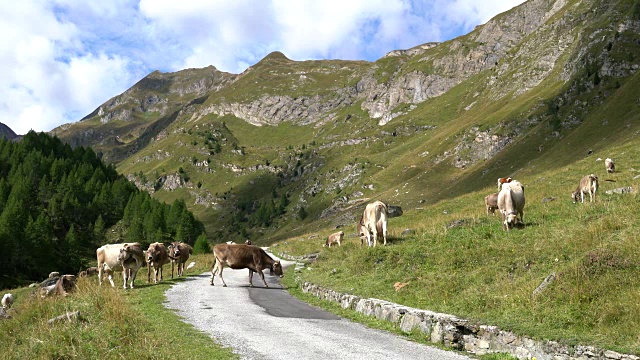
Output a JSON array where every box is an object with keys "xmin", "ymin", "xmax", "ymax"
[{"xmin": 193, "ymin": 232, "xmax": 210, "ymax": 255}]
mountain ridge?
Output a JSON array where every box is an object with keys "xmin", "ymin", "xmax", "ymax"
[{"xmin": 50, "ymin": 0, "xmax": 640, "ymax": 242}]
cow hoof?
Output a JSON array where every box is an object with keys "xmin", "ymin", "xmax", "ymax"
[{"xmin": 222, "ymin": 284, "xmax": 227, "ymax": 287}]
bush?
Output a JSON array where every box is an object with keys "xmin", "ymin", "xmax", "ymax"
[{"xmin": 193, "ymin": 233, "xmax": 211, "ymax": 255}]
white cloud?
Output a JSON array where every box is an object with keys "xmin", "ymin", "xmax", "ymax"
[{"xmin": 0, "ymin": 0, "xmax": 525, "ymax": 135}]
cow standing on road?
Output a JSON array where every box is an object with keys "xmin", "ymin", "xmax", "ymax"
[{"xmin": 210, "ymin": 244, "xmax": 283, "ymax": 288}]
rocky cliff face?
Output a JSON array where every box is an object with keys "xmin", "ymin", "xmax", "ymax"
[{"xmin": 0, "ymin": 122, "xmax": 18, "ymax": 140}]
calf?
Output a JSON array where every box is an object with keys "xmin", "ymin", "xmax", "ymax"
[
  {"xmin": 146, "ymin": 242, "xmax": 170, "ymax": 283},
  {"xmin": 97, "ymin": 243, "xmax": 145, "ymax": 289},
  {"xmin": 497, "ymin": 180, "xmax": 525, "ymax": 231},
  {"xmin": 210, "ymin": 244, "xmax": 283, "ymax": 288},
  {"xmin": 78, "ymin": 266, "xmax": 99, "ymax": 278},
  {"xmin": 484, "ymin": 193, "xmax": 499, "ymax": 216},
  {"xmin": 167, "ymin": 242, "xmax": 193, "ymax": 278},
  {"xmin": 572, "ymin": 174, "xmax": 599, "ymax": 203},
  {"xmin": 324, "ymin": 231, "xmax": 344, "ymax": 247},
  {"xmin": 605, "ymin": 158, "xmax": 615, "ymax": 173}
]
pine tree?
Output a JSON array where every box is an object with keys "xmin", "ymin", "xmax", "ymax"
[{"xmin": 193, "ymin": 233, "xmax": 210, "ymax": 255}]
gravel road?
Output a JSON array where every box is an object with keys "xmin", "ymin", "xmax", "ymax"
[{"xmin": 164, "ymin": 256, "xmax": 471, "ymax": 360}]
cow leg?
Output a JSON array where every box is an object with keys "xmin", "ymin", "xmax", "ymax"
[
  {"xmin": 210, "ymin": 260, "xmax": 218, "ymax": 286},
  {"xmin": 248, "ymin": 270, "xmax": 254, "ymax": 287},
  {"xmin": 107, "ymin": 271, "xmax": 116, "ymax": 288},
  {"xmin": 154, "ymin": 267, "xmax": 159, "ymax": 283},
  {"xmin": 258, "ymin": 270, "xmax": 268, "ymax": 288},
  {"xmin": 371, "ymin": 227, "xmax": 378, "ymax": 247},
  {"xmin": 171, "ymin": 261, "xmax": 175, "ymax": 279},
  {"xmin": 148, "ymin": 263, "xmax": 152, "ymax": 283},
  {"xmin": 159, "ymin": 266, "xmax": 163, "ymax": 281},
  {"xmin": 98, "ymin": 266, "xmax": 104, "ymax": 286},
  {"xmin": 218, "ymin": 266, "xmax": 227, "ymax": 287},
  {"xmin": 382, "ymin": 221, "xmax": 387, "ymax": 246},
  {"xmin": 129, "ymin": 269, "xmax": 138, "ymax": 289},
  {"xmin": 122, "ymin": 269, "xmax": 128, "ymax": 289}
]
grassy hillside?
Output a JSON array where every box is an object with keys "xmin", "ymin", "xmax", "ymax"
[
  {"xmin": 0, "ymin": 255, "xmax": 236, "ymax": 359},
  {"xmin": 274, "ymin": 128, "xmax": 640, "ymax": 354}
]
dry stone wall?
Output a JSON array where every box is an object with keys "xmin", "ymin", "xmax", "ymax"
[{"xmin": 298, "ymin": 281, "xmax": 638, "ymax": 360}]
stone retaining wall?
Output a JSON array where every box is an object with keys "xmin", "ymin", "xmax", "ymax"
[{"xmin": 300, "ymin": 282, "xmax": 638, "ymax": 360}]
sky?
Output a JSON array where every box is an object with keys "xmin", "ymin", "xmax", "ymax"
[{"xmin": 0, "ymin": 0, "xmax": 526, "ymax": 135}]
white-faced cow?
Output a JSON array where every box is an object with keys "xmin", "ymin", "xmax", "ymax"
[
  {"xmin": 572, "ymin": 174, "xmax": 599, "ymax": 203},
  {"xmin": 497, "ymin": 180, "xmax": 525, "ymax": 231},
  {"xmin": 360, "ymin": 200, "xmax": 388, "ymax": 247},
  {"xmin": 97, "ymin": 243, "xmax": 145, "ymax": 289},
  {"xmin": 167, "ymin": 242, "xmax": 193, "ymax": 278},
  {"xmin": 324, "ymin": 231, "xmax": 344, "ymax": 247},
  {"xmin": 210, "ymin": 244, "xmax": 283, "ymax": 288},
  {"xmin": 146, "ymin": 242, "xmax": 170, "ymax": 283},
  {"xmin": 605, "ymin": 158, "xmax": 615, "ymax": 173}
]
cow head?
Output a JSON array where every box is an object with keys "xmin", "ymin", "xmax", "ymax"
[
  {"xmin": 504, "ymin": 212, "xmax": 519, "ymax": 229},
  {"xmin": 270, "ymin": 261, "xmax": 284, "ymax": 277},
  {"xmin": 167, "ymin": 242, "xmax": 180, "ymax": 258},
  {"xmin": 117, "ymin": 244, "xmax": 135, "ymax": 263},
  {"xmin": 571, "ymin": 191, "xmax": 579, "ymax": 203}
]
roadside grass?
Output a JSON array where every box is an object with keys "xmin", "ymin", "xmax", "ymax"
[
  {"xmin": 281, "ymin": 270, "xmax": 517, "ymax": 360},
  {"xmin": 275, "ymin": 138, "xmax": 640, "ymax": 355},
  {"xmin": 0, "ymin": 256, "xmax": 235, "ymax": 360}
]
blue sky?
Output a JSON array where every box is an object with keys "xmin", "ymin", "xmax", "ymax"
[{"xmin": 0, "ymin": 0, "xmax": 525, "ymax": 135}]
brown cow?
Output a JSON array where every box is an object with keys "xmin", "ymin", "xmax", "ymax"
[
  {"xmin": 167, "ymin": 242, "xmax": 193, "ymax": 278},
  {"xmin": 572, "ymin": 174, "xmax": 599, "ymax": 203},
  {"xmin": 210, "ymin": 244, "xmax": 283, "ymax": 288},
  {"xmin": 361, "ymin": 200, "xmax": 388, "ymax": 247},
  {"xmin": 78, "ymin": 266, "xmax": 99, "ymax": 278},
  {"xmin": 484, "ymin": 193, "xmax": 499, "ymax": 216},
  {"xmin": 324, "ymin": 231, "xmax": 344, "ymax": 247},
  {"xmin": 146, "ymin": 242, "xmax": 170, "ymax": 283},
  {"xmin": 97, "ymin": 243, "xmax": 145, "ymax": 288}
]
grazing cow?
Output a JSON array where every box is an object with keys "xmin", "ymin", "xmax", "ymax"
[
  {"xmin": 497, "ymin": 180, "xmax": 526, "ymax": 231},
  {"xmin": 167, "ymin": 242, "xmax": 193, "ymax": 278},
  {"xmin": 361, "ymin": 200, "xmax": 389, "ymax": 247},
  {"xmin": 97, "ymin": 243, "xmax": 145, "ymax": 289},
  {"xmin": 1, "ymin": 293, "xmax": 13, "ymax": 310},
  {"xmin": 79, "ymin": 266, "xmax": 99, "ymax": 278},
  {"xmin": 605, "ymin": 158, "xmax": 615, "ymax": 173},
  {"xmin": 210, "ymin": 244, "xmax": 283, "ymax": 288},
  {"xmin": 324, "ymin": 231, "xmax": 344, "ymax": 247},
  {"xmin": 39, "ymin": 275, "xmax": 77, "ymax": 297},
  {"xmin": 484, "ymin": 193, "xmax": 499, "ymax": 216},
  {"xmin": 572, "ymin": 174, "xmax": 599, "ymax": 203},
  {"xmin": 146, "ymin": 242, "xmax": 170, "ymax": 283}
]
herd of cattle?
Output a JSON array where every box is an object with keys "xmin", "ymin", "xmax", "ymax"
[
  {"xmin": 328, "ymin": 158, "xmax": 617, "ymax": 247},
  {"xmin": 0, "ymin": 158, "xmax": 620, "ymax": 314},
  {"xmin": 95, "ymin": 241, "xmax": 194, "ymax": 289}
]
